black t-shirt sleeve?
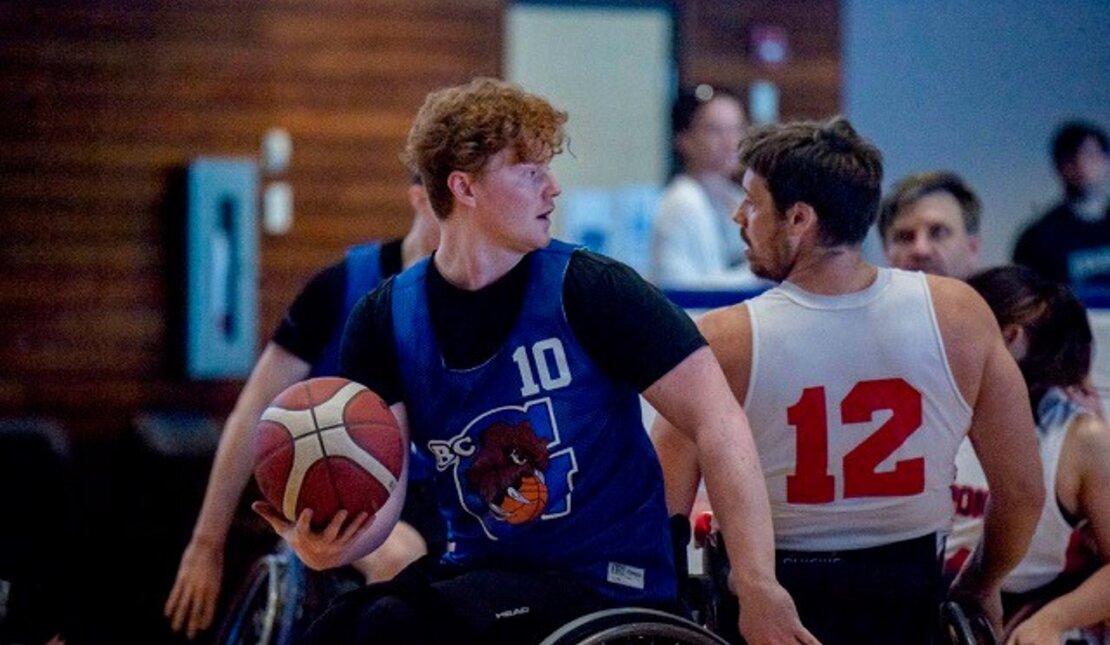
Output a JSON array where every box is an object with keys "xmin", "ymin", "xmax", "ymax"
[
  {"xmin": 564, "ymin": 250, "xmax": 707, "ymax": 392},
  {"xmin": 272, "ymin": 260, "xmax": 347, "ymax": 363},
  {"xmin": 338, "ymin": 279, "xmax": 404, "ymax": 405}
]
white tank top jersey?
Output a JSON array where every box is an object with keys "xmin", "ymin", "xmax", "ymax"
[
  {"xmin": 1003, "ymin": 387, "xmax": 1089, "ymax": 594},
  {"xmin": 744, "ymin": 268, "xmax": 973, "ymax": 551},
  {"xmin": 945, "ymin": 437, "xmax": 988, "ymax": 573}
]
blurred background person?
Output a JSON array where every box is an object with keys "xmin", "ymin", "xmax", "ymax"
[
  {"xmin": 1014, "ymin": 121, "xmax": 1110, "ymax": 285},
  {"xmin": 650, "ymin": 84, "xmax": 762, "ymax": 290},
  {"xmin": 965, "ymin": 266, "xmax": 1110, "ymax": 645},
  {"xmin": 164, "ymin": 175, "xmax": 441, "ymax": 640},
  {"xmin": 879, "ymin": 170, "xmax": 982, "ymax": 281}
]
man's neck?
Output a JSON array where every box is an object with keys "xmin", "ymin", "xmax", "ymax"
[
  {"xmin": 433, "ymin": 225, "xmax": 528, "ymax": 291},
  {"xmin": 784, "ymin": 245, "xmax": 878, "ymax": 296}
]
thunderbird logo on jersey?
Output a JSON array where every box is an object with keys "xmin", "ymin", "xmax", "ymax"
[{"xmin": 426, "ymin": 398, "xmax": 577, "ymax": 540}]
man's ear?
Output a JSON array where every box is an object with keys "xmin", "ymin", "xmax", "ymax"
[
  {"xmin": 785, "ymin": 202, "xmax": 818, "ymax": 237},
  {"xmin": 447, "ymin": 170, "xmax": 476, "ymax": 209},
  {"xmin": 968, "ymin": 234, "xmax": 982, "ymax": 261}
]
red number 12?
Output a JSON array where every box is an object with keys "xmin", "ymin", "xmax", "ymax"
[{"xmin": 786, "ymin": 378, "xmax": 924, "ymax": 504}]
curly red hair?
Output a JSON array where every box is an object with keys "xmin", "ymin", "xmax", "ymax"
[{"xmin": 403, "ymin": 77, "xmax": 567, "ymax": 219}]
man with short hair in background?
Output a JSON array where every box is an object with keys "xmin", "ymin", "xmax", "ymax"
[{"xmin": 879, "ymin": 170, "xmax": 982, "ymax": 281}]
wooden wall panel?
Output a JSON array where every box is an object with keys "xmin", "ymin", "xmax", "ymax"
[
  {"xmin": 678, "ymin": 0, "xmax": 841, "ymax": 122},
  {"xmin": 0, "ymin": 0, "xmax": 839, "ymax": 442},
  {"xmin": 0, "ymin": 0, "xmax": 504, "ymax": 438}
]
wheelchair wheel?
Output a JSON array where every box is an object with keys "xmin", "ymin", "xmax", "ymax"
[
  {"xmin": 539, "ymin": 607, "xmax": 729, "ymax": 645},
  {"xmin": 939, "ymin": 600, "xmax": 996, "ymax": 645},
  {"xmin": 215, "ymin": 550, "xmax": 307, "ymax": 645}
]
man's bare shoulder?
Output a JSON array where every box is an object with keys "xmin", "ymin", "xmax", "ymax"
[
  {"xmin": 923, "ymin": 273, "xmax": 1007, "ymax": 405},
  {"xmin": 696, "ymin": 303, "xmax": 751, "ymax": 350},
  {"xmin": 694, "ymin": 303, "xmax": 752, "ymax": 399},
  {"xmin": 1060, "ymin": 411, "xmax": 1110, "ymax": 516},
  {"xmin": 925, "ymin": 274, "xmax": 1000, "ymax": 339}
]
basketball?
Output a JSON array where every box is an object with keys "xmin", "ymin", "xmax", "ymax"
[
  {"xmin": 253, "ymin": 377, "xmax": 404, "ymax": 530},
  {"xmin": 497, "ymin": 474, "xmax": 548, "ymax": 525}
]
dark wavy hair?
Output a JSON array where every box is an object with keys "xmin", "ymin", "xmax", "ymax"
[
  {"xmin": 967, "ymin": 265, "xmax": 1092, "ymax": 408},
  {"xmin": 739, "ymin": 116, "xmax": 883, "ymax": 246}
]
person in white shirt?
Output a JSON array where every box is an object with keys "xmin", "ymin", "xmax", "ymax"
[
  {"xmin": 650, "ymin": 84, "xmax": 763, "ymax": 290},
  {"xmin": 965, "ymin": 266, "xmax": 1110, "ymax": 645}
]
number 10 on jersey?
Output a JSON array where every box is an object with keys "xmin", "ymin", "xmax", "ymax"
[
  {"xmin": 787, "ymin": 378, "xmax": 925, "ymax": 504},
  {"xmin": 512, "ymin": 338, "xmax": 572, "ymax": 397}
]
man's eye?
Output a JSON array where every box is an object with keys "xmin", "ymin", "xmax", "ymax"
[{"xmin": 929, "ymin": 226, "xmax": 951, "ymax": 241}]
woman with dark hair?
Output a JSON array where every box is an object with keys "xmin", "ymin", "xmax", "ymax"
[
  {"xmin": 960, "ymin": 265, "xmax": 1110, "ymax": 644},
  {"xmin": 649, "ymin": 84, "xmax": 763, "ymax": 289}
]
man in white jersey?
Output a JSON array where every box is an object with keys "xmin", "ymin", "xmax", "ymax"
[{"xmin": 652, "ymin": 117, "xmax": 1045, "ymax": 644}]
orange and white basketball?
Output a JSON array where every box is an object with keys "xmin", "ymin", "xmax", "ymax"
[{"xmin": 253, "ymin": 377, "xmax": 403, "ymax": 529}]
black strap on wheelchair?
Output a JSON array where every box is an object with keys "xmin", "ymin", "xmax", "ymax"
[{"xmin": 670, "ymin": 514, "xmax": 692, "ymax": 580}]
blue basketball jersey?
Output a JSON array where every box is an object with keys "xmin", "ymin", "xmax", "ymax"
[
  {"xmin": 310, "ymin": 242, "xmax": 435, "ymax": 483},
  {"xmin": 309, "ymin": 242, "xmax": 383, "ymax": 378},
  {"xmin": 391, "ymin": 240, "xmax": 676, "ymax": 604}
]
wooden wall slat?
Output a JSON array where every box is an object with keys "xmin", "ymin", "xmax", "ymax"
[
  {"xmin": 0, "ymin": 275, "xmax": 160, "ymax": 306},
  {"xmin": 5, "ymin": 75, "xmax": 440, "ymax": 114},
  {"xmin": 5, "ymin": 43, "xmax": 495, "ymax": 81}
]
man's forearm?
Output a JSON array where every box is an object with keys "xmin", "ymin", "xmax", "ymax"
[
  {"xmin": 650, "ymin": 417, "xmax": 702, "ymax": 518},
  {"xmin": 960, "ymin": 491, "xmax": 1041, "ymax": 592},
  {"xmin": 191, "ymin": 406, "xmax": 262, "ymax": 545},
  {"xmin": 696, "ymin": 419, "xmax": 778, "ymax": 593}
]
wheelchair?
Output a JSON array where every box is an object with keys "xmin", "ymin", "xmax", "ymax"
[
  {"xmin": 216, "ymin": 512, "xmax": 996, "ymax": 645},
  {"xmin": 214, "ymin": 542, "xmax": 363, "ymax": 645},
  {"xmin": 215, "ymin": 516, "xmax": 727, "ymax": 645},
  {"xmin": 539, "ymin": 608, "xmax": 727, "ymax": 645},
  {"xmin": 939, "ymin": 600, "xmax": 997, "ymax": 645},
  {"xmin": 214, "ymin": 543, "xmax": 306, "ymax": 645},
  {"xmin": 531, "ymin": 516, "xmax": 727, "ymax": 644},
  {"xmin": 694, "ymin": 512, "xmax": 997, "ymax": 645}
]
